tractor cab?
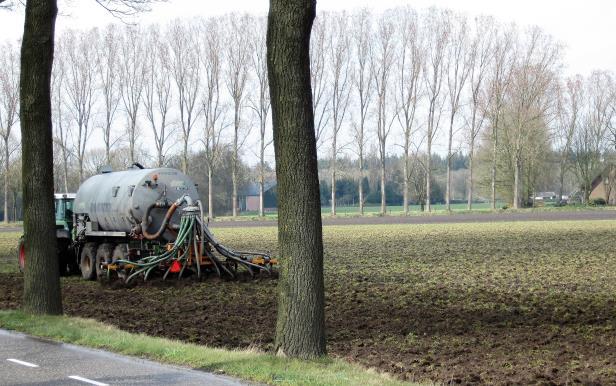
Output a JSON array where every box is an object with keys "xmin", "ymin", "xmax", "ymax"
[
  {"xmin": 19, "ymin": 193, "xmax": 78, "ymax": 274},
  {"xmin": 54, "ymin": 193, "xmax": 75, "ymax": 234}
]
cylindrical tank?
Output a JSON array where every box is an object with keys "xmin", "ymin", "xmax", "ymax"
[{"xmin": 74, "ymin": 167, "xmax": 199, "ymax": 239}]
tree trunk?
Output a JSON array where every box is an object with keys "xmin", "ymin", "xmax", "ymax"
[
  {"xmin": 267, "ymin": 0, "xmax": 326, "ymax": 359},
  {"xmin": 446, "ymin": 117, "xmax": 454, "ymax": 212},
  {"xmin": 208, "ymin": 166, "xmax": 214, "ymax": 219},
  {"xmin": 358, "ymin": 152, "xmax": 363, "ymax": 215},
  {"xmin": 20, "ymin": 0, "xmax": 62, "ymax": 315},
  {"xmin": 426, "ymin": 138, "xmax": 432, "ymax": 212},
  {"xmin": 259, "ymin": 136, "xmax": 265, "ymax": 218},
  {"xmin": 232, "ymin": 112, "xmax": 238, "ymax": 217},
  {"xmin": 403, "ymin": 153, "xmax": 409, "ymax": 215},
  {"xmin": 330, "ymin": 137, "xmax": 336, "ymax": 216},
  {"xmin": 513, "ymin": 157, "xmax": 520, "ymax": 209},
  {"xmin": 490, "ymin": 124, "xmax": 498, "ymax": 210},
  {"xmin": 4, "ymin": 143, "xmax": 9, "ymax": 224},
  {"xmin": 380, "ymin": 157, "xmax": 386, "ymax": 215},
  {"xmin": 467, "ymin": 144, "xmax": 474, "ymax": 210}
]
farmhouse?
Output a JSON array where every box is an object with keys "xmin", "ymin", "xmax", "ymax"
[
  {"xmin": 239, "ymin": 181, "xmax": 277, "ymax": 212},
  {"xmin": 589, "ymin": 166, "xmax": 616, "ymax": 204}
]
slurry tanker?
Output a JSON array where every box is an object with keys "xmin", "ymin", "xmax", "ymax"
[{"xmin": 18, "ymin": 164, "xmax": 275, "ymax": 283}]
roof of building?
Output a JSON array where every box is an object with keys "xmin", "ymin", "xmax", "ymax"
[{"xmin": 242, "ymin": 181, "xmax": 277, "ymax": 196}]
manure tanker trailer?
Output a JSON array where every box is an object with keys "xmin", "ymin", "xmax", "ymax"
[{"xmin": 18, "ymin": 164, "xmax": 275, "ymax": 283}]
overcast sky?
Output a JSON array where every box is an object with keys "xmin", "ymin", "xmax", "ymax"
[{"xmin": 2, "ymin": 0, "xmax": 615, "ymax": 76}]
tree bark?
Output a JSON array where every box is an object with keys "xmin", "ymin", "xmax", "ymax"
[
  {"xmin": 20, "ymin": 0, "xmax": 62, "ymax": 315},
  {"xmin": 267, "ymin": 0, "xmax": 326, "ymax": 359}
]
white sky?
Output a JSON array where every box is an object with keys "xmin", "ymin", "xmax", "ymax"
[
  {"xmin": 1, "ymin": 0, "xmax": 614, "ymax": 165},
  {"xmin": 2, "ymin": 0, "xmax": 615, "ymax": 76}
]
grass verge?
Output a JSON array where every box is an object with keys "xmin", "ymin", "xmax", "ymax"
[{"xmin": 0, "ymin": 310, "xmax": 411, "ymax": 386}]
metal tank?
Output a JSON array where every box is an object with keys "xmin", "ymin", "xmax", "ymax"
[{"xmin": 73, "ymin": 167, "xmax": 199, "ymax": 239}]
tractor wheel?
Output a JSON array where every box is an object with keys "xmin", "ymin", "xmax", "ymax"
[
  {"xmin": 17, "ymin": 237, "xmax": 25, "ymax": 273},
  {"xmin": 80, "ymin": 242, "xmax": 98, "ymax": 280},
  {"xmin": 95, "ymin": 243, "xmax": 114, "ymax": 280}
]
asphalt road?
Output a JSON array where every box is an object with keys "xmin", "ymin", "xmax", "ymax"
[
  {"xmin": 208, "ymin": 209, "xmax": 616, "ymax": 228},
  {"xmin": 0, "ymin": 329, "xmax": 246, "ymax": 386}
]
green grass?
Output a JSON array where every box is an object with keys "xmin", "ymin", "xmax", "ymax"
[
  {"xmin": 215, "ymin": 203, "xmax": 614, "ymax": 220},
  {"xmin": 0, "ymin": 310, "xmax": 411, "ymax": 386}
]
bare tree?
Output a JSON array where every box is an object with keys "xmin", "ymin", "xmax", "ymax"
[
  {"xmin": 423, "ymin": 8, "xmax": 450, "ymax": 212},
  {"xmin": 372, "ymin": 12, "xmax": 396, "ymax": 215},
  {"xmin": 351, "ymin": 8, "xmax": 374, "ymax": 215},
  {"xmin": 95, "ymin": 25, "xmax": 121, "ymax": 165},
  {"xmin": 225, "ymin": 14, "xmax": 251, "ymax": 217},
  {"xmin": 63, "ymin": 29, "xmax": 97, "ymax": 182},
  {"xmin": 328, "ymin": 12, "xmax": 352, "ymax": 215},
  {"xmin": 485, "ymin": 26, "xmax": 515, "ymax": 209},
  {"xmin": 143, "ymin": 25, "xmax": 173, "ymax": 167},
  {"xmin": 553, "ymin": 75, "xmax": 582, "ymax": 202},
  {"xmin": 466, "ymin": 17, "xmax": 494, "ymax": 209},
  {"xmin": 444, "ymin": 13, "xmax": 470, "ymax": 211},
  {"xmin": 574, "ymin": 71, "xmax": 613, "ymax": 201},
  {"xmin": 200, "ymin": 17, "xmax": 225, "ymax": 219},
  {"xmin": 248, "ymin": 16, "xmax": 272, "ymax": 218},
  {"xmin": 394, "ymin": 7, "xmax": 423, "ymax": 215},
  {"xmin": 310, "ymin": 13, "xmax": 331, "ymax": 149},
  {"xmin": 0, "ymin": 42, "xmax": 19, "ymax": 223},
  {"xmin": 119, "ymin": 25, "xmax": 147, "ymax": 165},
  {"xmin": 168, "ymin": 20, "xmax": 200, "ymax": 173},
  {"xmin": 504, "ymin": 27, "xmax": 560, "ymax": 208},
  {"xmin": 51, "ymin": 46, "xmax": 70, "ymax": 192}
]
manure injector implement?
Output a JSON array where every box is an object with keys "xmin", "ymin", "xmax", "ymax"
[{"xmin": 18, "ymin": 164, "xmax": 276, "ymax": 283}]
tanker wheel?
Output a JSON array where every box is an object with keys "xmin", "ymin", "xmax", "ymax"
[
  {"xmin": 80, "ymin": 242, "xmax": 98, "ymax": 280},
  {"xmin": 17, "ymin": 237, "xmax": 25, "ymax": 273},
  {"xmin": 95, "ymin": 243, "xmax": 114, "ymax": 280}
]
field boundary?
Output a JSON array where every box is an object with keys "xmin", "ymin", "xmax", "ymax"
[{"xmin": 0, "ymin": 310, "xmax": 412, "ymax": 386}]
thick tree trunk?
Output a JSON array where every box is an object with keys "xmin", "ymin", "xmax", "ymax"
[
  {"xmin": 208, "ymin": 167, "xmax": 214, "ymax": 219},
  {"xmin": 267, "ymin": 0, "xmax": 326, "ymax": 359},
  {"xmin": 20, "ymin": 0, "xmax": 62, "ymax": 315}
]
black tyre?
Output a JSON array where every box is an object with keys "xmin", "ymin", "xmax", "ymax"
[
  {"xmin": 95, "ymin": 243, "xmax": 114, "ymax": 280},
  {"xmin": 57, "ymin": 238, "xmax": 73, "ymax": 276},
  {"xmin": 80, "ymin": 242, "xmax": 98, "ymax": 280}
]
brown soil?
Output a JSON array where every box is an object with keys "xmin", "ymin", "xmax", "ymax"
[{"xmin": 3, "ymin": 221, "xmax": 616, "ymax": 385}]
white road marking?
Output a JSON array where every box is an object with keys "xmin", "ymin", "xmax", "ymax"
[
  {"xmin": 6, "ymin": 358, "xmax": 39, "ymax": 368},
  {"xmin": 68, "ymin": 375, "xmax": 109, "ymax": 386}
]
